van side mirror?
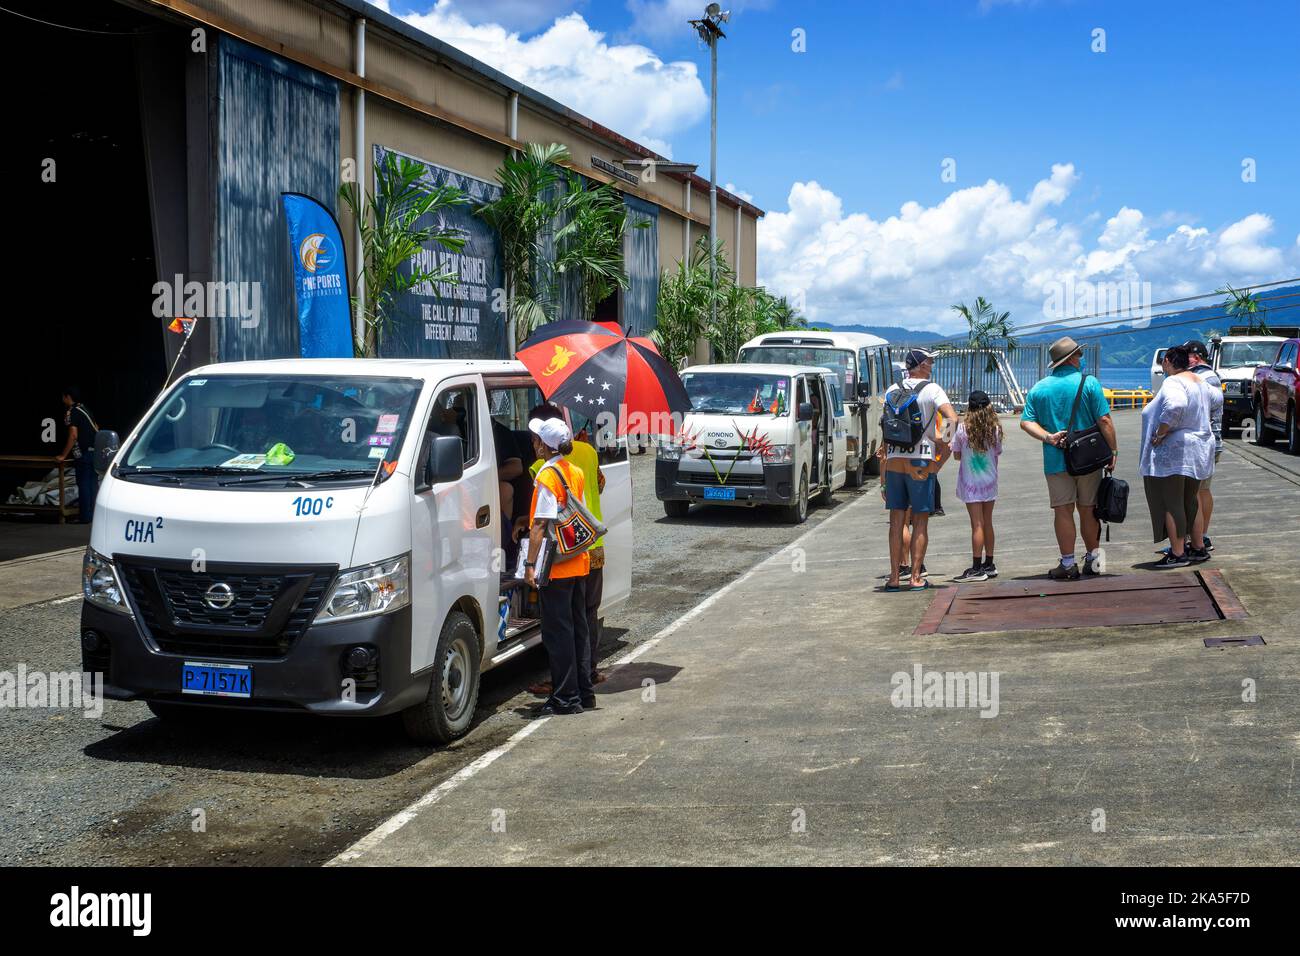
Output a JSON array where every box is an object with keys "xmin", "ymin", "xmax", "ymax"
[
  {"xmin": 94, "ymin": 430, "xmax": 120, "ymax": 476},
  {"xmin": 856, "ymin": 381, "xmax": 872, "ymax": 400},
  {"xmin": 797, "ymin": 402, "xmax": 815, "ymax": 422},
  {"xmin": 426, "ymin": 434, "xmax": 464, "ymax": 484}
]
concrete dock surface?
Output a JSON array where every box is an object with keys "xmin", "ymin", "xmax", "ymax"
[{"xmin": 340, "ymin": 411, "xmax": 1299, "ymax": 866}]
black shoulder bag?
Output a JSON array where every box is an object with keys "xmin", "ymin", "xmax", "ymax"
[{"xmin": 1064, "ymin": 373, "xmax": 1112, "ymax": 477}]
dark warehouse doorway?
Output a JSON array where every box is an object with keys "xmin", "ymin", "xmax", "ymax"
[{"xmin": 0, "ymin": 1, "xmax": 180, "ymax": 519}]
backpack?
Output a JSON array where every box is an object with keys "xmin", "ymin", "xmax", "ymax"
[
  {"xmin": 881, "ymin": 381, "xmax": 934, "ymax": 452},
  {"xmin": 1094, "ymin": 475, "xmax": 1129, "ymax": 541}
]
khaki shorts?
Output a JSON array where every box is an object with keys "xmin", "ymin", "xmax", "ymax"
[{"xmin": 1046, "ymin": 469, "xmax": 1103, "ymax": 509}]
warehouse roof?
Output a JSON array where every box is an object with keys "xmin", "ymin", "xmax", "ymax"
[{"xmin": 323, "ymin": 0, "xmax": 764, "ymax": 218}]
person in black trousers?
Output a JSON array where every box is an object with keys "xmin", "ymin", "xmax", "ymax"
[
  {"xmin": 524, "ymin": 417, "xmax": 593, "ymax": 716},
  {"xmin": 56, "ymin": 386, "xmax": 99, "ymax": 524}
]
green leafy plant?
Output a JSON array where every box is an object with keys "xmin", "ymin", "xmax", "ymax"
[
  {"xmin": 653, "ymin": 236, "xmax": 808, "ymax": 366},
  {"xmin": 340, "ymin": 151, "xmax": 468, "ymax": 357},
  {"xmin": 1219, "ymin": 284, "xmax": 1270, "ymax": 334},
  {"xmin": 475, "ymin": 143, "xmax": 572, "ymax": 346},
  {"xmin": 948, "ymin": 297, "xmax": 1016, "ymax": 395},
  {"xmin": 553, "ymin": 174, "xmax": 648, "ymax": 322},
  {"xmin": 651, "ymin": 237, "xmax": 715, "ymax": 367}
]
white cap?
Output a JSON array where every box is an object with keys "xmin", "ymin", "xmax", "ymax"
[{"xmin": 528, "ymin": 417, "xmax": 571, "ymax": 450}]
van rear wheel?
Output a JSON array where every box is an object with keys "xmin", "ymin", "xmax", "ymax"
[
  {"xmin": 846, "ymin": 454, "xmax": 865, "ymax": 487},
  {"xmin": 402, "ymin": 611, "xmax": 481, "ymax": 745}
]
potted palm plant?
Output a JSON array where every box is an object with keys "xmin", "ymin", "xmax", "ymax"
[{"xmin": 340, "ymin": 151, "xmax": 468, "ymax": 358}]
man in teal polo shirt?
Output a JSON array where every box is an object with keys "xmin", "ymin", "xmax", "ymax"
[{"xmin": 1019, "ymin": 336, "xmax": 1119, "ymax": 579}]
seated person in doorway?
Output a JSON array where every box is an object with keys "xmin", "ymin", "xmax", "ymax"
[{"xmin": 491, "ymin": 417, "xmax": 528, "ymax": 563}]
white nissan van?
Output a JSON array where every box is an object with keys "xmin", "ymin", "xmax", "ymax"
[
  {"xmin": 655, "ymin": 363, "xmax": 847, "ymax": 523},
  {"xmin": 78, "ymin": 359, "xmax": 631, "ymax": 744}
]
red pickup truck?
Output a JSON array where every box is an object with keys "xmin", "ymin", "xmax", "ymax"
[{"xmin": 1252, "ymin": 338, "xmax": 1300, "ymax": 453}]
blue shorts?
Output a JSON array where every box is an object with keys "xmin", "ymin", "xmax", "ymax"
[{"xmin": 884, "ymin": 460, "xmax": 937, "ymax": 514}]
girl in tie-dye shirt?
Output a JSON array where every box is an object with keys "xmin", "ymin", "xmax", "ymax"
[{"xmin": 950, "ymin": 392, "xmax": 1004, "ymax": 581}]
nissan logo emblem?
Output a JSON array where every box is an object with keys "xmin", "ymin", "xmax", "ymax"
[{"xmin": 203, "ymin": 582, "xmax": 235, "ymax": 611}]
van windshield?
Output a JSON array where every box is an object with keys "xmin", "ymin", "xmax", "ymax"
[
  {"xmin": 680, "ymin": 371, "xmax": 790, "ymax": 416},
  {"xmin": 119, "ymin": 374, "xmax": 423, "ymax": 483},
  {"xmin": 739, "ymin": 346, "xmax": 854, "ymax": 390},
  {"xmin": 1218, "ymin": 341, "xmax": 1281, "ymax": 368}
]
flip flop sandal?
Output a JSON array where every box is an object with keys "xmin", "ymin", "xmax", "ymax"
[
  {"xmin": 909, "ymin": 580, "xmax": 932, "ymax": 591},
  {"xmin": 884, "ymin": 583, "xmax": 904, "ymax": 592}
]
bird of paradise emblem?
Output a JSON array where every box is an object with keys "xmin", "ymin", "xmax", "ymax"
[{"xmin": 542, "ymin": 344, "xmax": 577, "ymax": 377}]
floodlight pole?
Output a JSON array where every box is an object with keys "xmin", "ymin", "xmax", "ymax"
[
  {"xmin": 709, "ymin": 33, "xmax": 718, "ymax": 341},
  {"xmin": 690, "ymin": 9, "xmax": 726, "ymax": 359}
]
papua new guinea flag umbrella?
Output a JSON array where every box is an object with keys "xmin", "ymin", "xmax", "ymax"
[{"xmin": 516, "ymin": 319, "xmax": 690, "ymax": 435}]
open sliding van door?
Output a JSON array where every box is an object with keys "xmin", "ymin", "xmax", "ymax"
[
  {"xmin": 594, "ymin": 437, "xmax": 632, "ymax": 613},
  {"xmin": 826, "ymin": 376, "xmax": 848, "ymax": 488}
]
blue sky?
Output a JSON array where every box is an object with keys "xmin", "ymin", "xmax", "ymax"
[{"xmin": 381, "ymin": 0, "xmax": 1300, "ymax": 332}]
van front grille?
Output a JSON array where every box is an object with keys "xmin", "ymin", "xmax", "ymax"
[{"xmin": 116, "ymin": 557, "xmax": 335, "ymax": 659}]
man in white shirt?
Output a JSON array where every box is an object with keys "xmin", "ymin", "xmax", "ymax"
[{"xmin": 882, "ymin": 349, "xmax": 956, "ymax": 590}]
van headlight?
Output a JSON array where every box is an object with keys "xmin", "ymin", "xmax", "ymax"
[
  {"xmin": 656, "ymin": 440, "xmax": 683, "ymax": 461},
  {"xmin": 83, "ymin": 549, "xmax": 132, "ymax": 617},
  {"xmin": 315, "ymin": 555, "xmax": 410, "ymax": 624},
  {"xmin": 761, "ymin": 444, "xmax": 795, "ymax": 464}
]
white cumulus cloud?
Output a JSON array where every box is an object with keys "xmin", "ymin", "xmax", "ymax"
[
  {"xmin": 376, "ymin": 0, "xmax": 708, "ymax": 157},
  {"xmin": 757, "ymin": 166, "xmax": 1294, "ymax": 333}
]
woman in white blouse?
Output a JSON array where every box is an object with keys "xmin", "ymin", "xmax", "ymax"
[{"xmin": 1140, "ymin": 344, "xmax": 1215, "ymax": 568}]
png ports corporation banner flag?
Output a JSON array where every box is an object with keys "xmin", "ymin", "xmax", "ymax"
[{"xmin": 281, "ymin": 192, "xmax": 353, "ymax": 358}]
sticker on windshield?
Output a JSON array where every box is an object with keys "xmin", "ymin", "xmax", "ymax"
[
  {"xmin": 220, "ymin": 453, "xmax": 266, "ymax": 470},
  {"xmin": 188, "ymin": 379, "xmax": 207, "ymax": 386},
  {"xmin": 368, "ymin": 447, "xmax": 388, "ymax": 459},
  {"xmin": 367, "ymin": 434, "xmax": 393, "ymax": 447},
  {"xmin": 376, "ymin": 414, "xmax": 399, "ymax": 434}
]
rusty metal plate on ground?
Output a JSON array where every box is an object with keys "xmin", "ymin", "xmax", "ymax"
[{"xmin": 915, "ymin": 569, "xmax": 1247, "ymax": 636}]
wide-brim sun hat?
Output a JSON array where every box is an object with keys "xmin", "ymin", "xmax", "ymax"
[{"xmin": 1048, "ymin": 336, "xmax": 1083, "ymax": 369}]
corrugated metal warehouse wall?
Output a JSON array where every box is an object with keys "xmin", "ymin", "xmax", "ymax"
[
  {"xmin": 213, "ymin": 36, "xmax": 339, "ymax": 361},
  {"xmin": 623, "ymin": 194, "xmax": 659, "ymax": 338}
]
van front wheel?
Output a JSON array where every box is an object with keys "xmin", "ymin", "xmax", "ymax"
[
  {"xmin": 782, "ymin": 471, "xmax": 809, "ymax": 524},
  {"xmin": 663, "ymin": 499, "xmax": 690, "ymax": 518},
  {"xmin": 402, "ymin": 611, "xmax": 481, "ymax": 745}
]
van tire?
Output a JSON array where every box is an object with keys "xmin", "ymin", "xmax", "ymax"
[
  {"xmin": 782, "ymin": 471, "xmax": 809, "ymax": 524},
  {"xmin": 402, "ymin": 611, "xmax": 481, "ymax": 745},
  {"xmin": 663, "ymin": 499, "xmax": 690, "ymax": 518},
  {"xmin": 846, "ymin": 454, "xmax": 865, "ymax": 487}
]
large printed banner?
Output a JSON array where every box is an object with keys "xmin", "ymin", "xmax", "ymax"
[
  {"xmin": 373, "ymin": 146, "xmax": 506, "ymax": 360},
  {"xmin": 281, "ymin": 192, "xmax": 353, "ymax": 358}
]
